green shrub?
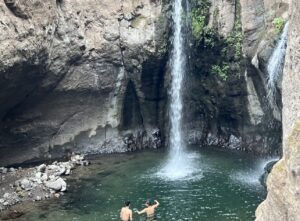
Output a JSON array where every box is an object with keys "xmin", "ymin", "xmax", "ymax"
[
  {"xmin": 211, "ymin": 64, "xmax": 229, "ymax": 81},
  {"xmin": 190, "ymin": 0, "xmax": 211, "ymax": 41},
  {"xmin": 224, "ymin": 19, "xmax": 243, "ymax": 60},
  {"xmin": 272, "ymin": 17, "xmax": 285, "ymax": 33}
]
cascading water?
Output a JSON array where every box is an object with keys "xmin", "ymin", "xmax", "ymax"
[
  {"xmin": 157, "ymin": 0, "xmax": 202, "ymax": 181},
  {"xmin": 267, "ymin": 22, "xmax": 289, "ymax": 109},
  {"xmin": 169, "ymin": 0, "xmax": 185, "ymax": 159}
]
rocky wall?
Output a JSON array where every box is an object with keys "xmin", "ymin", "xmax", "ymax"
[
  {"xmin": 256, "ymin": 0, "xmax": 300, "ymax": 219},
  {"xmin": 0, "ymin": 0, "xmax": 169, "ymax": 166}
]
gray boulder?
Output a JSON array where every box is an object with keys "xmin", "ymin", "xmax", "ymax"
[{"xmin": 45, "ymin": 178, "xmax": 67, "ymax": 192}]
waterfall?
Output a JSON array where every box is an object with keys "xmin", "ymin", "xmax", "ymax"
[
  {"xmin": 267, "ymin": 22, "xmax": 289, "ymax": 110},
  {"xmin": 169, "ymin": 0, "xmax": 185, "ymax": 157},
  {"xmin": 156, "ymin": 0, "xmax": 202, "ymax": 181}
]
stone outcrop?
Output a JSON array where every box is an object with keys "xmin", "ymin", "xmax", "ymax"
[
  {"xmin": 256, "ymin": 0, "xmax": 300, "ymax": 219},
  {"xmin": 0, "ymin": 0, "xmax": 168, "ymax": 166}
]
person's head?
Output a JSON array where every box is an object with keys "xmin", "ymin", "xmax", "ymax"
[
  {"xmin": 145, "ymin": 199, "xmax": 152, "ymax": 207},
  {"xmin": 124, "ymin": 201, "xmax": 130, "ymax": 207}
]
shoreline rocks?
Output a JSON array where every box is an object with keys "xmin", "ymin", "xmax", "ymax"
[{"xmin": 0, "ymin": 154, "xmax": 89, "ymax": 212}]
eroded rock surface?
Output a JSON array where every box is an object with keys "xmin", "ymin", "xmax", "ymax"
[
  {"xmin": 256, "ymin": 0, "xmax": 300, "ymax": 219},
  {"xmin": 0, "ymin": 0, "xmax": 168, "ymax": 165},
  {"xmin": 183, "ymin": 0, "xmax": 287, "ymax": 153}
]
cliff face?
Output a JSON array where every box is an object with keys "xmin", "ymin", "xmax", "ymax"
[
  {"xmin": 183, "ymin": 0, "xmax": 287, "ymax": 153},
  {"xmin": 256, "ymin": 0, "xmax": 300, "ymax": 219},
  {"xmin": 0, "ymin": 0, "xmax": 290, "ymax": 166},
  {"xmin": 0, "ymin": 0, "xmax": 168, "ymax": 165}
]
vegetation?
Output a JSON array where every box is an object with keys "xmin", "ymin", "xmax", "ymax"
[
  {"xmin": 272, "ymin": 17, "xmax": 285, "ymax": 33},
  {"xmin": 189, "ymin": 0, "xmax": 244, "ymax": 81},
  {"xmin": 190, "ymin": 0, "xmax": 213, "ymax": 45},
  {"xmin": 223, "ymin": 20, "xmax": 243, "ymax": 60},
  {"xmin": 211, "ymin": 64, "xmax": 230, "ymax": 81}
]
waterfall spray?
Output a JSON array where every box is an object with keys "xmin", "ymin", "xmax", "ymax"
[
  {"xmin": 157, "ymin": 0, "xmax": 202, "ymax": 181},
  {"xmin": 267, "ymin": 22, "xmax": 289, "ymax": 108}
]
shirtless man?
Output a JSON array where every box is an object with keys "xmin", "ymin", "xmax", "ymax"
[
  {"xmin": 120, "ymin": 201, "xmax": 133, "ymax": 221},
  {"xmin": 137, "ymin": 199, "xmax": 159, "ymax": 221}
]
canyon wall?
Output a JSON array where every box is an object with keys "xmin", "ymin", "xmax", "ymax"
[
  {"xmin": 0, "ymin": 0, "xmax": 291, "ymax": 166},
  {"xmin": 256, "ymin": 0, "xmax": 300, "ymax": 219},
  {"xmin": 183, "ymin": 0, "xmax": 288, "ymax": 153},
  {"xmin": 0, "ymin": 0, "xmax": 168, "ymax": 165}
]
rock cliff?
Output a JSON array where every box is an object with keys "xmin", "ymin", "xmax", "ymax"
[
  {"xmin": 256, "ymin": 0, "xmax": 300, "ymax": 219},
  {"xmin": 0, "ymin": 0, "xmax": 168, "ymax": 165},
  {"xmin": 183, "ymin": 0, "xmax": 287, "ymax": 153},
  {"xmin": 0, "ymin": 0, "xmax": 291, "ymax": 166}
]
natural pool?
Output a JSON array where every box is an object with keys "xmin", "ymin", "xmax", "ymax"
[{"xmin": 7, "ymin": 148, "xmax": 273, "ymax": 221}]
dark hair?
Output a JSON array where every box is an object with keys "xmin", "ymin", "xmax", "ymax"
[
  {"xmin": 145, "ymin": 199, "xmax": 152, "ymax": 206},
  {"xmin": 125, "ymin": 201, "xmax": 130, "ymax": 206}
]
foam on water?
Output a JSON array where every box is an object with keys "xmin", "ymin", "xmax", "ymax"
[{"xmin": 155, "ymin": 152, "xmax": 203, "ymax": 181}]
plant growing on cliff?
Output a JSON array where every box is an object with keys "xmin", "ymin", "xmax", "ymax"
[
  {"xmin": 272, "ymin": 17, "xmax": 285, "ymax": 33},
  {"xmin": 224, "ymin": 20, "xmax": 243, "ymax": 60},
  {"xmin": 190, "ymin": 0, "xmax": 212, "ymax": 43},
  {"xmin": 221, "ymin": 0, "xmax": 243, "ymax": 62},
  {"xmin": 211, "ymin": 64, "xmax": 229, "ymax": 81}
]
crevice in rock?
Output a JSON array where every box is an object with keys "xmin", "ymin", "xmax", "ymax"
[
  {"xmin": 120, "ymin": 80, "xmax": 144, "ymax": 131},
  {"xmin": 3, "ymin": 0, "xmax": 29, "ymax": 19},
  {"xmin": 56, "ymin": 0, "xmax": 63, "ymax": 8},
  {"xmin": 117, "ymin": 0, "xmax": 128, "ymax": 72}
]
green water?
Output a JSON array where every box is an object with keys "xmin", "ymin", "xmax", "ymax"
[{"xmin": 8, "ymin": 149, "xmax": 270, "ymax": 221}]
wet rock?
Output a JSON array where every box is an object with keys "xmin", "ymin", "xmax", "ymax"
[
  {"xmin": 206, "ymin": 133, "xmax": 219, "ymax": 146},
  {"xmin": 152, "ymin": 129, "xmax": 161, "ymax": 149},
  {"xmin": 259, "ymin": 160, "xmax": 278, "ymax": 188},
  {"xmin": 228, "ymin": 135, "xmax": 241, "ymax": 150}
]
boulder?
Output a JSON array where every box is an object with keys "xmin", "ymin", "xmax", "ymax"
[
  {"xmin": 45, "ymin": 178, "xmax": 67, "ymax": 192},
  {"xmin": 20, "ymin": 179, "xmax": 32, "ymax": 190}
]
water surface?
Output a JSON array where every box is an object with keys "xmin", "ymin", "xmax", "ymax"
[{"xmin": 8, "ymin": 148, "xmax": 269, "ymax": 221}]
